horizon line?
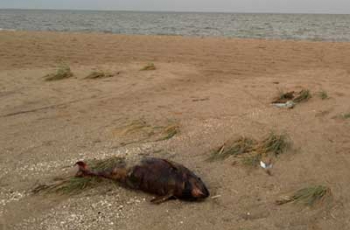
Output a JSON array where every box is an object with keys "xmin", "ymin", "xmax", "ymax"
[{"xmin": 0, "ymin": 8, "xmax": 349, "ymax": 15}]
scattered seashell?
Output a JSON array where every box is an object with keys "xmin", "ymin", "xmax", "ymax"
[
  {"xmin": 211, "ymin": 195, "xmax": 222, "ymax": 199},
  {"xmin": 272, "ymin": 100, "xmax": 295, "ymax": 109},
  {"xmin": 260, "ymin": 161, "xmax": 273, "ymax": 169}
]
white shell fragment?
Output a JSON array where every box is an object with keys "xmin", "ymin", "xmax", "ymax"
[
  {"xmin": 211, "ymin": 195, "xmax": 222, "ymax": 199},
  {"xmin": 272, "ymin": 100, "xmax": 295, "ymax": 108},
  {"xmin": 260, "ymin": 161, "xmax": 273, "ymax": 169}
]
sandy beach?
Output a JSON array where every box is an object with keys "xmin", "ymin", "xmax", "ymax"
[{"xmin": 0, "ymin": 31, "xmax": 350, "ymax": 229}]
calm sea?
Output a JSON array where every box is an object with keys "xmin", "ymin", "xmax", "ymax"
[{"xmin": 1, "ymin": 9, "xmax": 350, "ymax": 41}]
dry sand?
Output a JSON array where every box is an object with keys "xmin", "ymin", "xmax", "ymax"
[{"xmin": 0, "ymin": 31, "xmax": 350, "ymax": 230}]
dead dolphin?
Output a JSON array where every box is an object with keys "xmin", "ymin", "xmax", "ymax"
[{"xmin": 75, "ymin": 157, "xmax": 209, "ymax": 204}]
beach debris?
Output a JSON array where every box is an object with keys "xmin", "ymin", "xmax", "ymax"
[
  {"xmin": 293, "ymin": 89, "xmax": 311, "ymax": 103},
  {"xmin": 260, "ymin": 160, "xmax": 273, "ymax": 169},
  {"xmin": 34, "ymin": 157, "xmax": 210, "ymax": 204},
  {"xmin": 242, "ymin": 154, "xmax": 261, "ymax": 167},
  {"xmin": 340, "ymin": 113, "xmax": 350, "ymax": 120},
  {"xmin": 257, "ymin": 132, "xmax": 289, "ymax": 156},
  {"xmin": 260, "ymin": 159, "xmax": 273, "ymax": 175},
  {"xmin": 243, "ymin": 132, "xmax": 290, "ymax": 167},
  {"xmin": 272, "ymin": 101, "xmax": 296, "ymax": 109},
  {"xmin": 207, "ymin": 137, "xmax": 255, "ymax": 161},
  {"xmin": 33, "ymin": 177, "xmax": 105, "ymax": 194},
  {"xmin": 276, "ymin": 185, "xmax": 331, "ymax": 206},
  {"xmin": 318, "ymin": 90, "xmax": 329, "ymax": 100},
  {"xmin": 44, "ymin": 64, "xmax": 74, "ymax": 81},
  {"xmin": 275, "ymin": 91, "xmax": 295, "ymax": 103},
  {"xmin": 211, "ymin": 195, "xmax": 222, "ymax": 199},
  {"xmin": 33, "ymin": 157, "xmax": 125, "ymax": 194},
  {"xmin": 112, "ymin": 119, "xmax": 180, "ymax": 145},
  {"xmin": 271, "ymin": 90, "xmax": 295, "ymax": 108},
  {"xmin": 207, "ymin": 132, "xmax": 290, "ymax": 168},
  {"xmin": 192, "ymin": 97, "xmax": 210, "ymax": 102},
  {"xmin": 157, "ymin": 124, "xmax": 180, "ymax": 141},
  {"xmin": 115, "ymin": 120, "xmax": 151, "ymax": 136},
  {"xmin": 342, "ymin": 113, "xmax": 350, "ymax": 119},
  {"xmin": 85, "ymin": 70, "xmax": 114, "ymax": 79},
  {"xmin": 272, "ymin": 89, "xmax": 311, "ymax": 108},
  {"xmin": 140, "ymin": 62, "xmax": 156, "ymax": 71}
]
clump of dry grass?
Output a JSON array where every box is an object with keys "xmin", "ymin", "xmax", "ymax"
[
  {"xmin": 207, "ymin": 132, "xmax": 290, "ymax": 167},
  {"xmin": 207, "ymin": 137, "xmax": 255, "ymax": 161},
  {"xmin": 274, "ymin": 91, "xmax": 295, "ymax": 103},
  {"xmin": 242, "ymin": 154, "xmax": 262, "ymax": 166},
  {"xmin": 44, "ymin": 64, "xmax": 74, "ymax": 81},
  {"xmin": 318, "ymin": 90, "xmax": 329, "ymax": 100},
  {"xmin": 86, "ymin": 157, "xmax": 125, "ymax": 171},
  {"xmin": 33, "ymin": 157, "xmax": 124, "ymax": 195},
  {"xmin": 85, "ymin": 70, "xmax": 113, "ymax": 79},
  {"xmin": 257, "ymin": 132, "xmax": 290, "ymax": 156},
  {"xmin": 113, "ymin": 119, "xmax": 180, "ymax": 144},
  {"xmin": 158, "ymin": 124, "xmax": 180, "ymax": 141},
  {"xmin": 341, "ymin": 113, "xmax": 350, "ymax": 119},
  {"xmin": 140, "ymin": 63, "xmax": 156, "ymax": 71},
  {"xmin": 276, "ymin": 185, "xmax": 331, "ymax": 206},
  {"xmin": 116, "ymin": 120, "xmax": 151, "ymax": 136},
  {"xmin": 272, "ymin": 89, "xmax": 311, "ymax": 105},
  {"xmin": 293, "ymin": 89, "xmax": 311, "ymax": 103},
  {"xmin": 244, "ymin": 132, "xmax": 289, "ymax": 167},
  {"xmin": 33, "ymin": 177, "xmax": 105, "ymax": 195}
]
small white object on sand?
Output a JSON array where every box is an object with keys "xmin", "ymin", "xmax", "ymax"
[
  {"xmin": 211, "ymin": 195, "xmax": 222, "ymax": 199},
  {"xmin": 260, "ymin": 161, "xmax": 273, "ymax": 169},
  {"xmin": 272, "ymin": 100, "xmax": 295, "ymax": 109}
]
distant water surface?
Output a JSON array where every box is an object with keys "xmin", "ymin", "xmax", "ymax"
[{"xmin": 1, "ymin": 9, "xmax": 350, "ymax": 41}]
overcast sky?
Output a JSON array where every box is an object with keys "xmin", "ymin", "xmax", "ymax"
[{"xmin": 0, "ymin": 0, "xmax": 349, "ymax": 14}]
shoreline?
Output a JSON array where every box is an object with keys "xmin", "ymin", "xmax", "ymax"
[{"xmin": 1, "ymin": 29, "xmax": 350, "ymax": 43}]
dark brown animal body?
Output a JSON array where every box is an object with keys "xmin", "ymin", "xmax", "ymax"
[{"xmin": 75, "ymin": 158, "xmax": 209, "ymax": 204}]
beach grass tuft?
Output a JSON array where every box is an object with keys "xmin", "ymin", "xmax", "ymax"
[
  {"xmin": 318, "ymin": 90, "xmax": 329, "ymax": 100},
  {"xmin": 44, "ymin": 64, "xmax": 74, "ymax": 81},
  {"xmin": 257, "ymin": 132, "xmax": 290, "ymax": 156},
  {"xmin": 47, "ymin": 177, "xmax": 104, "ymax": 194},
  {"xmin": 86, "ymin": 156, "xmax": 125, "ymax": 171},
  {"xmin": 276, "ymin": 185, "xmax": 331, "ymax": 206},
  {"xmin": 242, "ymin": 154, "xmax": 262, "ymax": 167},
  {"xmin": 272, "ymin": 89, "xmax": 311, "ymax": 105},
  {"xmin": 207, "ymin": 137, "xmax": 255, "ymax": 161},
  {"xmin": 32, "ymin": 157, "xmax": 124, "ymax": 195},
  {"xmin": 141, "ymin": 63, "xmax": 156, "ymax": 71},
  {"xmin": 117, "ymin": 120, "xmax": 151, "ymax": 136},
  {"xmin": 342, "ymin": 113, "xmax": 350, "ymax": 119},
  {"xmin": 158, "ymin": 124, "xmax": 180, "ymax": 141},
  {"xmin": 207, "ymin": 132, "xmax": 290, "ymax": 166},
  {"xmin": 293, "ymin": 89, "xmax": 311, "ymax": 103},
  {"xmin": 113, "ymin": 119, "xmax": 180, "ymax": 145},
  {"xmin": 277, "ymin": 91, "xmax": 295, "ymax": 102},
  {"xmin": 85, "ymin": 70, "xmax": 113, "ymax": 79}
]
